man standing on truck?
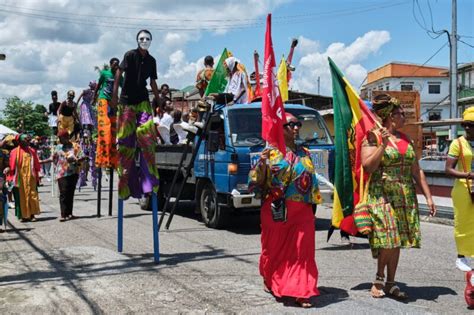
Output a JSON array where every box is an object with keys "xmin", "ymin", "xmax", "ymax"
[
  {"xmin": 111, "ymin": 29, "xmax": 160, "ymax": 200},
  {"xmin": 224, "ymin": 56, "xmax": 251, "ymax": 104},
  {"xmin": 195, "ymin": 55, "xmax": 214, "ymax": 97}
]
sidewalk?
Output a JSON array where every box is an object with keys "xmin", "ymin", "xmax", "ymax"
[{"xmin": 417, "ymin": 194, "xmax": 453, "ymax": 222}]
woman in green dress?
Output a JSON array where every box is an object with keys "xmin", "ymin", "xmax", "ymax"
[{"xmin": 361, "ymin": 93, "xmax": 436, "ymax": 299}]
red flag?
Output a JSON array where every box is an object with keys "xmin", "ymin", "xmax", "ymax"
[{"xmin": 262, "ymin": 14, "xmax": 286, "ymax": 155}]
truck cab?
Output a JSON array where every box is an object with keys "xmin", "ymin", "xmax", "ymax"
[{"xmin": 153, "ymin": 102, "xmax": 334, "ymax": 228}]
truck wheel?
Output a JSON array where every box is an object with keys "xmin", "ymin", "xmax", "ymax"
[{"xmin": 199, "ymin": 182, "xmax": 228, "ymax": 229}]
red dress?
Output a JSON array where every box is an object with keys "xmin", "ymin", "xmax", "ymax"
[{"xmin": 249, "ymin": 147, "xmax": 321, "ymax": 298}]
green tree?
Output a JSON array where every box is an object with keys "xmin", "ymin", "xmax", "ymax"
[{"xmin": 0, "ymin": 96, "xmax": 51, "ymax": 137}]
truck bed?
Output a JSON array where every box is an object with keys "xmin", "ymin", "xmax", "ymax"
[{"xmin": 155, "ymin": 144, "xmax": 194, "ymax": 171}]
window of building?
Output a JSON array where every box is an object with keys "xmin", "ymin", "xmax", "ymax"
[
  {"xmin": 378, "ymin": 85, "xmax": 383, "ymax": 91},
  {"xmin": 400, "ymin": 82, "xmax": 414, "ymax": 91},
  {"xmin": 428, "ymin": 82, "xmax": 441, "ymax": 94},
  {"xmin": 385, "ymin": 83, "xmax": 390, "ymax": 91},
  {"xmin": 428, "ymin": 110, "xmax": 442, "ymax": 121}
]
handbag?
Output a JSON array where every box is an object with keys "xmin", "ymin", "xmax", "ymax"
[
  {"xmin": 457, "ymin": 138, "xmax": 474, "ymax": 203},
  {"xmin": 353, "ymin": 166, "xmax": 373, "ymax": 235},
  {"xmin": 271, "ymin": 197, "xmax": 287, "ymax": 222}
]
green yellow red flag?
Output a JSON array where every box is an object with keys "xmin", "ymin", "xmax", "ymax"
[{"xmin": 329, "ymin": 57, "xmax": 377, "ymax": 236}]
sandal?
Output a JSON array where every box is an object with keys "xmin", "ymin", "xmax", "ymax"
[
  {"xmin": 295, "ymin": 297, "xmax": 312, "ymax": 308},
  {"xmin": 384, "ymin": 282, "xmax": 408, "ymax": 300},
  {"xmin": 263, "ymin": 283, "xmax": 272, "ymax": 294},
  {"xmin": 371, "ymin": 274, "xmax": 386, "ymax": 298}
]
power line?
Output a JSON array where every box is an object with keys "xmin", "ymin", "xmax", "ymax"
[
  {"xmin": 411, "ymin": 0, "xmax": 447, "ymax": 39},
  {"xmin": 458, "ymin": 39, "xmax": 474, "ymax": 49},
  {"xmin": 0, "ymin": 1, "xmax": 410, "ymax": 31}
]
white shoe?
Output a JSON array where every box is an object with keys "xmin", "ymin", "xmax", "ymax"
[
  {"xmin": 456, "ymin": 257, "xmax": 472, "ymax": 272},
  {"xmin": 8, "ymin": 202, "xmax": 14, "ymax": 209}
]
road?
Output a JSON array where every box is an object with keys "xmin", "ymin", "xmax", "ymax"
[{"xmin": 0, "ymin": 180, "xmax": 470, "ymax": 314}]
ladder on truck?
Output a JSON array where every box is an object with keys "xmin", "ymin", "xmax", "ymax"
[{"xmin": 158, "ymin": 94, "xmax": 229, "ymax": 230}]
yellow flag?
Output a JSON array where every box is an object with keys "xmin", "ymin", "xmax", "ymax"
[{"xmin": 277, "ymin": 56, "xmax": 288, "ymax": 102}]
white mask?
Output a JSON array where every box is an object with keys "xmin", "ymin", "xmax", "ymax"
[{"xmin": 137, "ymin": 31, "xmax": 151, "ymax": 50}]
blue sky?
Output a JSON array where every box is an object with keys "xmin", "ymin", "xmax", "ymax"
[{"xmin": 0, "ymin": 0, "xmax": 472, "ymax": 107}]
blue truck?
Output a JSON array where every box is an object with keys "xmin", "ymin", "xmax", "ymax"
[{"xmin": 144, "ymin": 102, "xmax": 334, "ymax": 228}]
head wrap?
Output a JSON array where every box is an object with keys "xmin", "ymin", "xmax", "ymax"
[
  {"xmin": 16, "ymin": 134, "xmax": 28, "ymax": 143},
  {"xmin": 463, "ymin": 107, "xmax": 474, "ymax": 122},
  {"xmin": 67, "ymin": 90, "xmax": 75, "ymax": 97},
  {"xmin": 57, "ymin": 129, "xmax": 70, "ymax": 139},
  {"xmin": 224, "ymin": 57, "xmax": 238, "ymax": 72},
  {"xmin": 372, "ymin": 94, "xmax": 401, "ymax": 120},
  {"xmin": 89, "ymin": 80, "xmax": 97, "ymax": 90}
]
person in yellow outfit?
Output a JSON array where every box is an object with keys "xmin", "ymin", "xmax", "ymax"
[
  {"xmin": 57, "ymin": 90, "xmax": 79, "ymax": 136},
  {"xmin": 5, "ymin": 134, "xmax": 41, "ymax": 222},
  {"xmin": 445, "ymin": 107, "xmax": 474, "ymax": 272}
]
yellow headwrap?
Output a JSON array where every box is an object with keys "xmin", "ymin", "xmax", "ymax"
[{"xmin": 463, "ymin": 107, "xmax": 474, "ymax": 122}]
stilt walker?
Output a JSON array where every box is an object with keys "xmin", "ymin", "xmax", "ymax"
[
  {"xmin": 94, "ymin": 57, "xmax": 121, "ymax": 219},
  {"xmin": 111, "ymin": 29, "xmax": 161, "ymax": 263}
]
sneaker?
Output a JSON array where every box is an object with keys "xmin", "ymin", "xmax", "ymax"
[
  {"xmin": 456, "ymin": 257, "xmax": 472, "ymax": 272},
  {"xmin": 8, "ymin": 202, "xmax": 14, "ymax": 209},
  {"xmin": 341, "ymin": 235, "xmax": 351, "ymax": 245}
]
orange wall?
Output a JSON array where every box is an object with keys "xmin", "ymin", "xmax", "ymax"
[{"xmin": 367, "ymin": 63, "xmax": 447, "ymax": 84}]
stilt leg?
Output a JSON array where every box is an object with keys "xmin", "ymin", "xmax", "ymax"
[
  {"xmin": 118, "ymin": 198, "xmax": 123, "ymax": 253},
  {"xmin": 97, "ymin": 168, "xmax": 102, "ymax": 217},
  {"xmin": 108, "ymin": 169, "xmax": 114, "ymax": 216},
  {"xmin": 152, "ymin": 192, "xmax": 160, "ymax": 263}
]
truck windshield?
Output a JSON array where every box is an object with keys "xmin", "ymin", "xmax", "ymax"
[{"xmin": 227, "ymin": 107, "xmax": 332, "ymax": 146}]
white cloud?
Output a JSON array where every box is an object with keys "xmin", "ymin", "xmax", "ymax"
[
  {"xmin": 291, "ymin": 30, "xmax": 391, "ymax": 95},
  {"xmin": 0, "ymin": 0, "xmax": 288, "ymax": 109}
]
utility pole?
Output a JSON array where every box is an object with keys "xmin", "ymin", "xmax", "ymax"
[
  {"xmin": 317, "ymin": 76, "xmax": 320, "ymax": 95},
  {"xmin": 449, "ymin": 0, "xmax": 458, "ymax": 140}
]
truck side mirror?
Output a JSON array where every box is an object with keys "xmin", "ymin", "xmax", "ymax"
[{"xmin": 207, "ymin": 131, "xmax": 220, "ymax": 153}]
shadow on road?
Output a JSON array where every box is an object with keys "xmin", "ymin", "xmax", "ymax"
[
  {"xmin": 34, "ymin": 216, "xmax": 58, "ymax": 222},
  {"xmin": 319, "ymin": 243, "xmax": 370, "ymax": 251},
  {"xmin": 351, "ymin": 282, "xmax": 457, "ymax": 302},
  {"xmin": 4, "ymin": 222, "xmax": 103, "ymax": 314},
  {"xmin": 275, "ymin": 286, "xmax": 348, "ymax": 309}
]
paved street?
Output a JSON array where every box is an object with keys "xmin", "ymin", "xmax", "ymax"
[{"xmin": 0, "ymin": 180, "xmax": 470, "ymax": 314}]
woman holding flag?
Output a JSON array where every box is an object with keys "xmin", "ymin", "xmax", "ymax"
[
  {"xmin": 361, "ymin": 93, "xmax": 436, "ymax": 299},
  {"xmin": 248, "ymin": 113, "xmax": 322, "ymax": 308}
]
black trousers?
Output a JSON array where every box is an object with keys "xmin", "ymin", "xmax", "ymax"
[{"xmin": 58, "ymin": 174, "xmax": 78, "ymax": 218}]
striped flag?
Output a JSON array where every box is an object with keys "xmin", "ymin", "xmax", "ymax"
[{"xmin": 329, "ymin": 57, "xmax": 377, "ymax": 236}]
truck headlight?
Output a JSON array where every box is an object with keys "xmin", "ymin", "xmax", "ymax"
[
  {"xmin": 228, "ymin": 163, "xmax": 238, "ymax": 174},
  {"xmin": 236, "ymin": 183, "xmax": 248, "ymax": 191}
]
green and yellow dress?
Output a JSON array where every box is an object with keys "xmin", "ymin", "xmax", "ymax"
[{"xmin": 366, "ymin": 132, "xmax": 421, "ymax": 257}]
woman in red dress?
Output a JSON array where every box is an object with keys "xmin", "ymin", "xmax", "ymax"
[{"xmin": 248, "ymin": 113, "xmax": 322, "ymax": 308}]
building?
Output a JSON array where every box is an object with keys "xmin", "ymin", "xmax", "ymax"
[
  {"xmin": 361, "ymin": 62, "xmax": 449, "ymax": 149},
  {"xmin": 457, "ymin": 62, "xmax": 474, "ymax": 112}
]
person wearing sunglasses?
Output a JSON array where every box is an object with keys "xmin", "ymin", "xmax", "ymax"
[
  {"xmin": 361, "ymin": 93, "xmax": 435, "ymax": 299},
  {"xmin": 248, "ymin": 113, "xmax": 322, "ymax": 308},
  {"xmin": 445, "ymin": 107, "xmax": 474, "ymax": 272},
  {"xmin": 110, "ymin": 29, "xmax": 160, "ymax": 200}
]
